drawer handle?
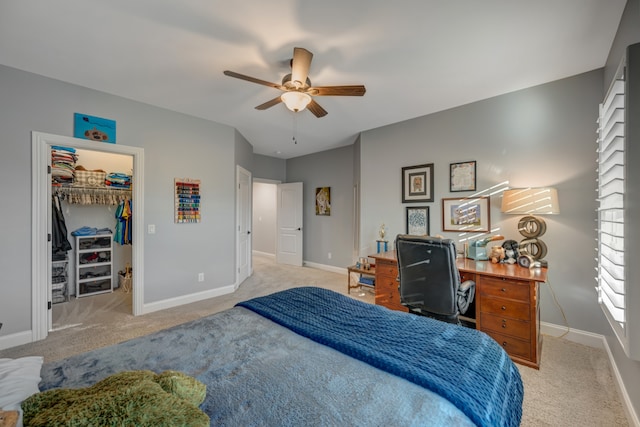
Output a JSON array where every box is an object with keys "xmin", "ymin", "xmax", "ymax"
[
  {"xmin": 502, "ymin": 321, "xmax": 507, "ymax": 328},
  {"xmin": 501, "ymin": 288, "xmax": 507, "ymax": 292},
  {"xmin": 501, "ymin": 306, "xmax": 507, "ymax": 310},
  {"xmin": 502, "ymin": 342, "xmax": 507, "ymax": 347}
]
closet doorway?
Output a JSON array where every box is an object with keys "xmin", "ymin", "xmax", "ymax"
[{"xmin": 32, "ymin": 132, "xmax": 144, "ymax": 342}]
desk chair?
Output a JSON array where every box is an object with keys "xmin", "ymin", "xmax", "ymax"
[{"xmin": 396, "ymin": 234, "xmax": 475, "ymax": 325}]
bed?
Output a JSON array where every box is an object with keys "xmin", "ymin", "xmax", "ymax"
[{"xmin": 36, "ymin": 287, "xmax": 523, "ymax": 426}]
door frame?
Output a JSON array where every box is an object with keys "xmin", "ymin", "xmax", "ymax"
[
  {"xmin": 235, "ymin": 165, "xmax": 252, "ymax": 287},
  {"xmin": 31, "ymin": 132, "xmax": 144, "ymax": 341}
]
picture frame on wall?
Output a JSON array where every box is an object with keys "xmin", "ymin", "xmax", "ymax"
[
  {"xmin": 450, "ymin": 160, "xmax": 476, "ymax": 192},
  {"xmin": 406, "ymin": 206, "xmax": 430, "ymax": 236},
  {"xmin": 402, "ymin": 163, "xmax": 434, "ymax": 203},
  {"xmin": 441, "ymin": 196, "xmax": 490, "ymax": 232},
  {"xmin": 315, "ymin": 187, "xmax": 331, "ymax": 215}
]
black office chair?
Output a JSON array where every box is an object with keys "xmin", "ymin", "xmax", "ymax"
[{"xmin": 395, "ymin": 234, "xmax": 475, "ymax": 325}]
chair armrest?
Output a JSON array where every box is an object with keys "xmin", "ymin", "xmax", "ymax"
[{"xmin": 459, "ymin": 280, "xmax": 475, "ymax": 292}]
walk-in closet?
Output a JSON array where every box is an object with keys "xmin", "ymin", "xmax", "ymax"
[{"xmin": 51, "ymin": 146, "xmax": 133, "ymax": 329}]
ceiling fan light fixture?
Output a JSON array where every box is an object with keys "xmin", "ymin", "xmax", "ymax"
[{"xmin": 281, "ymin": 91, "xmax": 311, "ymax": 112}]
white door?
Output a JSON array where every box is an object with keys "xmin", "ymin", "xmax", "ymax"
[
  {"xmin": 277, "ymin": 182, "xmax": 303, "ymax": 266},
  {"xmin": 236, "ymin": 166, "xmax": 252, "ymax": 285}
]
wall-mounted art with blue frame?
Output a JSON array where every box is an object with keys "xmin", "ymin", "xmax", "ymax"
[{"xmin": 74, "ymin": 113, "xmax": 116, "ymax": 143}]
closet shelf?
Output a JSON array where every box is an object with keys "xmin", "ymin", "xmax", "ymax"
[{"xmin": 53, "ymin": 185, "xmax": 131, "ymax": 205}]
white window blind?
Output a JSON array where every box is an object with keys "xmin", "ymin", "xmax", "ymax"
[
  {"xmin": 597, "ymin": 72, "xmax": 625, "ymax": 330},
  {"xmin": 597, "ymin": 42, "xmax": 640, "ymax": 361}
]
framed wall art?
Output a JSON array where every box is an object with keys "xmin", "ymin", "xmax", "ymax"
[
  {"xmin": 402, "ymin": 163, "xmax": 434, "ymax": 203},
  {"xmin": 406, "ymin": 206, "xmax": 430, "ymax": 235},
  {"xmin": 441, "ymin": 196, "xmax": 490, "ymax": 232},
  {"xmin": 450, "ymin": 160, "xmax": 476, "ymax": 192},
  {"xmin": 175, "ymin": 178, "xmax": 201, "ymax": 223},
  {"xmin": 74, "ymin": 113, "xmax": 116, "ymax": 143},
  {"xmin": 315, "ymin": 187, "xmax": 331, "ymax": 215}
]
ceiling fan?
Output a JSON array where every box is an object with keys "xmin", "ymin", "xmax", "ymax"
[{"xmin": 223, "ymin": 47, "xmax": 366, "ymax": 118}]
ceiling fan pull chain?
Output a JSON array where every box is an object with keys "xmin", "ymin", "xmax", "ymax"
[{"xmin": 292, "ymin": 113, "xmax": 298, "ymax": 144}]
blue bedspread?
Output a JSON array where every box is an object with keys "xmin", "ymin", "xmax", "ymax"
[{"xmin": 238, "ymin": 286, "xmax": 523, "ymax": 427}]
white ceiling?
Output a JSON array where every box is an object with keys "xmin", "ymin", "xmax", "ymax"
[{"xmin": 0, "ymin": 0, "xmax": 626, "ymax": 159}]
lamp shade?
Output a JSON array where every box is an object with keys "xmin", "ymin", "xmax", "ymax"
[
  {"xmin": 501, "ymin": 187, "xmax": 559, "ymax": 215},
  {"xmin": 281, "ymin": 91, "xmax": 312, "ymax": 112}
]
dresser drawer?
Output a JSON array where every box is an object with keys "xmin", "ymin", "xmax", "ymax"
[
  {"xmin": 484, "ymin": 330, "xmax": 531, "ymax": 359},
  {"xmin": 480, "ymin": 312, "xmax": 531, "ymax": 340},
  {"xmin": 479, "ymin": 276, "xmax": 530, "ymax": 302},
  {"xmin": 376, "ymin": 260, "xmax": 398, "ymax": 278},
  {"xmin": 375, "ymin": 270, "xmax": 406, "ymax": 312},
  {"xmin": 480, "ymin": 296, "xmax": 530, "ymax": 321}
]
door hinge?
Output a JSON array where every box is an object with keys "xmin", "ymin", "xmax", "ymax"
[
  {"xmin": 48, "ymin": 301, "xmax": 52, "ymax": 310},
  {"xmin": 47, "ymin": 233, "xmax": 51, "ymax": 242},
  {"xmin": 47, "ymin": 165, "xmax": 51, "ymax": 174}
]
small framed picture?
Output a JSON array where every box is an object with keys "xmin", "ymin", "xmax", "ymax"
[
  {"xmin": 406, "ymin": 206, "xmax": 430, "ymax": 235},
  {"xmin": 315, "ymin": 187, "xmax": 331, "ymax": 215},
  {"xmin": 442, "ymin": 196, "xmax": 490, "ymax": 232},
  {"xmin": 74, "ymin": 113, "xmax": 116, "ymax": 143},
  {"xmin": 402, "ymin": 163, "xmax": 434, "ymax": 203},
  {"xmin": 450, "ymin": 161, "xmax": 476, "ymax": 192}
]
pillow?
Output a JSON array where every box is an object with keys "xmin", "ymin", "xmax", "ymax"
[{"xmin": 0, "ymin": 356, "xmax": 43, "ymax": 427}]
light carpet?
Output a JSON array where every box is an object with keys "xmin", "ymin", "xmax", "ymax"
[{"xmin": 0, "ymin": 253, "xmax": 629, "ymax": 426}]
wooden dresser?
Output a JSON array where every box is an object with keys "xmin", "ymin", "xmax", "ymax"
[{"xmin": 369, "ymin": 250, "xmax": 547, "ymax": 369}]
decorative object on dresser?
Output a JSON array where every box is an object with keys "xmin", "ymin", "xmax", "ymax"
[
  {"xmin": 442, "ymin": 196, "xmax": 490, "ymax": 232},
  {"xmin": 501, "ymin": 187, "xmax": 559, "ymax": 267},
  {"xmin": 369, "ymin": 250, "xmax": 546, "ymax": 369},
  {"xmin": 450, "ymin": 161, "xmax": 476, "ymax": 192},
  {"xmin": 402, "ymin": 163, "xmax": 434, "ymax": 203}
]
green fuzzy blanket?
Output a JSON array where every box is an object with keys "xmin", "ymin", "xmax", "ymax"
[{"xmin": 22, "ymin": 370, "xmax": 209, "ymax": 427}]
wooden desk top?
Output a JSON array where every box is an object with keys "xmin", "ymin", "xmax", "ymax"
[{"xmin": 370, "ymin": 250, "xmax": 548, "ymax": 282}]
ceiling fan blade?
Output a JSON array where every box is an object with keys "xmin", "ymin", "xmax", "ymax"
[
  {"xmin": 309, "ymin": 85, "xmax": 366, "ymax": 96},
  {"xmin": 223, "ymin": 70, "xmax": 283, "ymax": 90},
  {"xmin": 255, "ymin": 96, "xmax": 283, "ymax": 110},
  {"xmin": 307, "ymin": 99, "xmax": 328, "ymax": 118},
  {"xmin": 291, "ymin": 47, "xmax": 313, "ymax": 88}
]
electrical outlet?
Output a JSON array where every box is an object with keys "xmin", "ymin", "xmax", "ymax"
[
  {"xmin": 198, "ymin": 273, "xmax": 204, "ymax": 282},
  {"xmin": 328, "ymin": 252, "xmax": 332, "ymax": 259}
]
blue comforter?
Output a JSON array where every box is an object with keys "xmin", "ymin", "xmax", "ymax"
[{"xmin": 238, "ymin": 287, "xmax": 523, "ymax": 427}]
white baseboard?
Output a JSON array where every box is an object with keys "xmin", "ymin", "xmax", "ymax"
[
  {"xmin": 141, "ymin": 284, "xmax": 236, "ymax": 315},
  {"xmin": 540, "ymin": 321, "xmax": 605, "ymax": 349},
  {"xmin": 602, "ymin": 337, "xmax": 640, "ymax": 427},
  {"xmin": 252, "ymin": 250, "xmax": 275, "ymax": 258},
  {"xmin": 0, "ymin": 330, "xmax": 33, "ymax": 351},
  {"xmin": 303, "ymin": 260, "xmax": 345, "ymax": 275}
]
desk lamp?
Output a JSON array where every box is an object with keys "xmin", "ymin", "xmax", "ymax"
[{"xmin": 500, "ymin": 187, "xmax": 559, "ymax": 267}]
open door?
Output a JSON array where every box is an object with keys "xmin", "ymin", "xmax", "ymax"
[
  {"xmin": 236, "ymin": 166, "xmax": 252, "ymax": 286},
  {"xmin": 276, "ymin": 182, "xmax": 303, "ymax": 266}
]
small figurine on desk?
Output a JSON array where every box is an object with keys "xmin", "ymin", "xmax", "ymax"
[
  {"xmin": 489, "ymin": 245, "xmax": 505, "ymax": 264},
  {"xmin": 379, "ymin": 223, "xmax": 386, "ymax": 240}
]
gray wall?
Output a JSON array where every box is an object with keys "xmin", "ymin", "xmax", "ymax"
[
  {"xmin": 253, "ymin": 154, "xmax": 286, "ymax": 182},
  {"xmin": 287, "ymin": 145, "xmax": 355, "ymax": 267},
  {"xmin": 360, "ymin": 70, "xmax": 609, "ymax": 335},
  {"xmin": 602, "ymin": 0, "xmax": 640, "ymax": 418},
  {"xmin": 252, "ymin": 182, "xmax": 277, "ymax": 255},
  {"xmin": 0, "ymin": 64, "xmax": 237, "ymax": 335}
]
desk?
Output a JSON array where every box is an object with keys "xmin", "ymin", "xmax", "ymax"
[{"xmin": 369, "ymin": 250, "xmax": 547, "ymax": 369}]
